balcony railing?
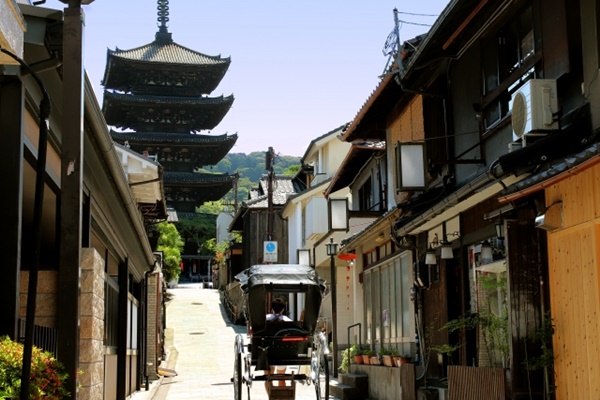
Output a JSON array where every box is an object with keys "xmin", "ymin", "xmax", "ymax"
[{"xmin": 17, "ymin": 318, "xmax": 58, "ymax": 357}]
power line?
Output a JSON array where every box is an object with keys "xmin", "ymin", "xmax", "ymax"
[
  {"xmin": 399, "ymin": 19, "xmax": 433, "ymax": 27},
  {"xmin": 397, "ymin": 11, "xmax": 439, "ymax": 17}
]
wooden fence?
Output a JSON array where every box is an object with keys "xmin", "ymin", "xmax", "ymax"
[{"xmin": 448, "ymin": 366, "xmax": 506, "ymax": 400}]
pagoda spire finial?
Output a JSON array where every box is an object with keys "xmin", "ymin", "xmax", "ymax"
[{"xmin": 156, "ymin": 0, "xmax": 173, "ymax": 42}]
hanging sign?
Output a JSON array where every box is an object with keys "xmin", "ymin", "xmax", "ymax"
[{"xmin": 263, "ymin": 241, "xmax": 278, "ymax": 262}]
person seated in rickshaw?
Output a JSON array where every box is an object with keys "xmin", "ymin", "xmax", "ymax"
[
  {"xmin": 264, "ymin": 298, "xmax": 292, "ymax": 391},
  {"xmin": 266, "ymin": 298, "xmax": 292, "ymax": 322}
]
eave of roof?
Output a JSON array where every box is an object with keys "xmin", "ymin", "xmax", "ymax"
[
  {"xmin": 103, "ymin": 91, "xmax": 234, "ymax": 105},
  {"xmin": 107, "ymin": 40, "xmax": 230, "ymax": 66},
  {"xmin": 340, "ymin": 73, "xmax": 396, "ymax": 143},
  {"xmin": 325, "ymin": 141, "xmax": 386, "ymax": 197},
  {"xmin": 110, "ymin": 130, "xmax": 237, "ymax": 144},
  {"xmin": 300, "ymin": 124, "xmax": 347, "ymax": 163},
  {"xmin": 163, "ymin": 171, "xmax": 236, "ymax": 184},
  {"xmin": 499, "ymin": 142, "xmax": 600, "ymax": 203}
]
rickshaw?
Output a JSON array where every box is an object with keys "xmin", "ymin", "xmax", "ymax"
[{"xmin": 232, "ymin": 264, "xmax": 330, "ymax": 400}]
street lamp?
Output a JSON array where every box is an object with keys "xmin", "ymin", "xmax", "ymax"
[
  {"xmin": 326, "ymin": 197, "xmax": 348, "ymax": 378},
  {"xmin": 325, "ymin": 238, "xmax": 339, "ymax": 377}
]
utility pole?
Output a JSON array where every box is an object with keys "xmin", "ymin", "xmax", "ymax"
[{"xmin": 266, "ymin": 147, "xmax": 275, "ymax": 241}]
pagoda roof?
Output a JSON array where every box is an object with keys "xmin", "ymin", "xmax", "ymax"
[
  {"xmin": 164, "ymin": 171, "xmax": 236, "ymax": 185},
  {"xmin": 103, "ymin": 91, "xmax": 234, "ymax": 133},
  {"xmin": 107, "ymin": 40, "xmax": 229, "ymax": 66},
  {"xmin": 111, "ymin": 130, "xmax": 237, "ymax": 168},
  {"xmin": 164, "ymin": 171, "xmax": 236, "ymax": 206},
  {"xmin": 102, "ymin": 41, "xmax": 230, "ymax": 95},
  {"xmin": 110, "ymin": 130, "xmax": 237, "ymax": 145}
]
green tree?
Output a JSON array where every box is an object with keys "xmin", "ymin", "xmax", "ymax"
[
  {"xmin": 197, "ymin": 201, "xmax": 225, "ymax": 215},
  {"xmin": 205, "ymin": 232, "xmax": 242, "ymax": 268},
  {"xmin": 283, "ymin": 164, "xmax": 301, "ymax": 175},
  {"xmin": 156, "ymin": 222, "xmax": 184, "ymax": 283},
  {"xmin": 177, "ymin": 214, "xmax": 217, "ymax": 256}
]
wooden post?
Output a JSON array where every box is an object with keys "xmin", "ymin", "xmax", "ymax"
[{"xmin": 58, "ymin": 4, "xmax": 85, "ymax": 397}]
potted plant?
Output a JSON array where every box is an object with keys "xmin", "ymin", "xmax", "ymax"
[
  {"xmin": 340, "ymin": 347, "xmax": 352, "ymax": 373},
  {"xmin": 399, "ymin": 354, "xmax": 412, "ymax": 365},
  {"xmin": 380, "ymin": 346, "xmax": 394, "ymax": 367},
  {"xmin": 370, "ymin": 350, "xmax": 381, "ymax": 366},
  {"xmin": 362, "ymin": 349, "xmax": 374, "ymax": 365},
  {"xmin": 349, "ymin": 344, "xmax": 364, "ymax": 365}
]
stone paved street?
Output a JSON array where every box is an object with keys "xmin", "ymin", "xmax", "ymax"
[{"xmin": 132, "ymin": 283, "xmax": 321, "ymax": 400}]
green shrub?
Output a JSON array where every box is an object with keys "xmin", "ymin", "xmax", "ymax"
[{"xmin": 0, "ymin": 336, "xmax": 70, "ymax": 399}]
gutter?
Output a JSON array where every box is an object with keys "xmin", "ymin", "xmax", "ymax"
[
  {"xmin": 395, "ymin": 164, "xmax": 519, "ymax": 237},
  {"xmin": 84, "ymin": 74, "xmax": 155, "ymax": 267}
]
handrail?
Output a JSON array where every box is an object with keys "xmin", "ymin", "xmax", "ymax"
[{"xmin": 347, "ymin": 323, "xmax": 362, "ymax": 348}]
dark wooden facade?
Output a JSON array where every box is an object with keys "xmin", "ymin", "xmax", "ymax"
[{"xmin": 332, "ymin": 0, "xmax": 599, "ymax": 398}]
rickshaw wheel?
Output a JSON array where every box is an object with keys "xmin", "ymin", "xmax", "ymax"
[
  {"xmin": 315, "ymin": 353, "xmax": 329, "ymax": 400},
  {"xmin": 233, "ymin": 346, "xmax": 242, "ymax": 400}
]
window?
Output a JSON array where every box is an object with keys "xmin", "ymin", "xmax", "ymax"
[
  {"xmin": 363, "ymin": 252, "xmax": 414, "ymax": 354},
  {"xmin": 481, "ymin": 5, "xmax": 536, "ymax": 129},
  {"xmin": 395, "ymin": 142, "xmax": 426, "ymax": 191},
  {"xmin": 358, "ymin": 177, "xmax": 373, "ymax": 211}
]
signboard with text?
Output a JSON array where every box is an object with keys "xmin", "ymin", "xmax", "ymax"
[{"xmin": 263, "ymin": 241, "xmax": 278, "ymax": 262}]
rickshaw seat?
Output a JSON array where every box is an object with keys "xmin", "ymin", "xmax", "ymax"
[{"xmin": 264, "ymin": 321, "xmax": 308, "ymax": 337}]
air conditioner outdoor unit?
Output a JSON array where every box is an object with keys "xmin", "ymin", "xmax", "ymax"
[{"xmin": 510, "ymin": 79, "xmax": 558, "ymax": 146}]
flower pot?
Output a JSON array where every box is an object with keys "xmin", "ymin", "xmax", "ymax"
[
  {"xmin": 382, "ymin": 355, "xmax": 394, "ymax": 367},
  {"xmin": 362, "ymin": 355, "xmax": 371, "ymax": 365},
  {"xmin": 400, "ymin": 357, "xmax": 411, "ymax": 364},
  {"xmin": 370, "ymin": 356, "xmax": 381, "ymax": 366},
  {"xmin": 354, "ymin": 355, "xmax": 363, "ymax": 364},
  {"xmin": 393, "ymin": 356, "xmax": 402, "ymax": 367}
]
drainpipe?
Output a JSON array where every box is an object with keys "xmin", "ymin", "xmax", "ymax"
[{"xmin": 1, "ymin": 47, "xmax": 51, "ymax": 400}]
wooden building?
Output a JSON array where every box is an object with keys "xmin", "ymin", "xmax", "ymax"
[{"xmin": 328, "ymin": 0, "xmax": 600, "ymax": 399}]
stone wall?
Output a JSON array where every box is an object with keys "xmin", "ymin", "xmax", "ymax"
[
  {"xmin": 79, "ymin": 248, "xmax": 105, "ymax": 400},
  {"xmin": 19, "ymin": 270, "xmax": 58, "ymax": 328},
  {"xmin": 146, "ymin": 270, "xmax": 161, "ymax": 380}
]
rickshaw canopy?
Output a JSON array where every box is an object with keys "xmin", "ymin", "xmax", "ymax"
[
  {"xmin": 235, "ymin": 264, "xmax": 324, "ymax": 292},
  {"xmin": 234, "ymin": 264, "xmax": 325, "ymax": 337}
]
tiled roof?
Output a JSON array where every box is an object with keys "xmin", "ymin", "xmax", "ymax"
[
  {"xmin": 103, "ymin": 91, "xmax": 234, "ymax": 132},
  {"xmin": 501, "ymin": 142, "xmax": 600, "ymax": 198},
  {"xmin": 325, "ymin": 141, "xmax": 386, "ymax": 196},
  {"xmin": 167, "ymin": 208, "xmax": 179, "ymax": 222},
  {"xmin": 300, "ymin": 124, "xmax": 348, "ymax": 162},
  {"xmin": 244, "ymin": 175, "xmax": 304, "ymax": 208},
  {"xmin": 108, "ymin": 40, "xmax": 230, "ymax": 66},
  {"xmin": 164, "ymin": 171, "xmax": 235, "ymax": 184},
  {"xmin": 104, "ymin": 91, "xmax": 234, "ymax": 105},
  {"xmin": 111, "ymin": 130, "xmax": 237, "ymax": 144}
]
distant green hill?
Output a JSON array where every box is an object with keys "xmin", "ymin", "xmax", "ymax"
[{"xmin": 198, "ymin": 151, "xmax": 301, "ymax": 204}]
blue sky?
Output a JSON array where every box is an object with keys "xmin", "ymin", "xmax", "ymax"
[{"xmin": 44, "ymin": 0, "xmax": 449, "ymax": 157}]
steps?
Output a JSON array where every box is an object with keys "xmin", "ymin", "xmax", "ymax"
[{"xmin": 329, "ymin": 373, "xmax": 369, "ymax": 400}]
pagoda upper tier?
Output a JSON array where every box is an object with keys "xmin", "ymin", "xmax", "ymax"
[
  {"xmin": 103, "ymin": 91, "xmax": 234, "ymax": 133},
  {"xmin": 101, "ymin": 39, "xmax": 231, "ymax": 96},
  {"xmin": 111, "ymin": 130, "xmax": 237, "ymax": 170}
]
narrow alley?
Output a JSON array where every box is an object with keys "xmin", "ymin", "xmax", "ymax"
[{"xmin": 136, "ymin": 284, "xmax": 320, "ymax": 400}]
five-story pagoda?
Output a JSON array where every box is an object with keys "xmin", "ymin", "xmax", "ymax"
[{"xmin": 101, "ymin": 0, "xmax": 238, "ymax": 219}]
